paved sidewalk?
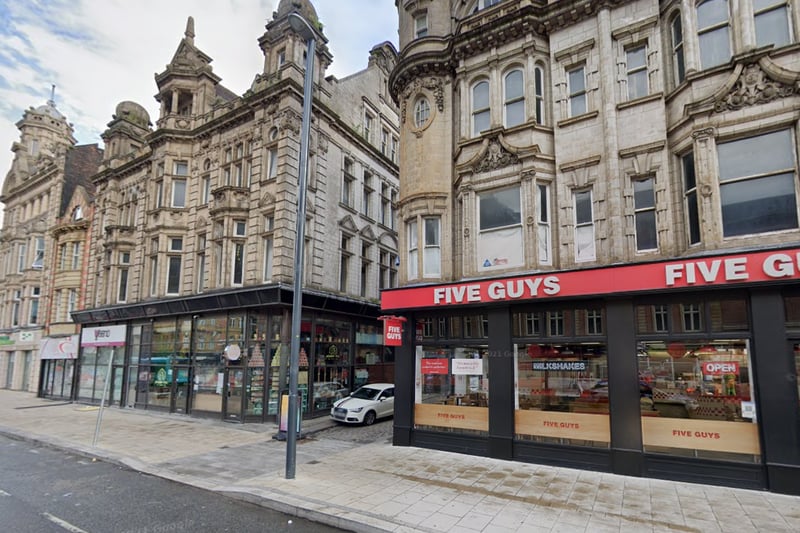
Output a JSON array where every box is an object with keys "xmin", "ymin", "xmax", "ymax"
[{"xmin": 0, "ymin": 390, "xmax": 798, "ymax": 533}]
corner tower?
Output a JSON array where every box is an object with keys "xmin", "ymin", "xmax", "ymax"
[{"xmin": 390, "ymin": 0, "xmax": 456, "ymax": 284}]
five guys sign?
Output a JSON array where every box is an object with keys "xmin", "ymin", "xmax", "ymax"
[{"xmin": 381, "ymin": 248, "xmax": 800, "ymax": 311}]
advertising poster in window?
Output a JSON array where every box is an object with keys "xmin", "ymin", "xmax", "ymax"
[{"xmin": 478, "ymin": 227, "xmax": 523, "ymax": 271}]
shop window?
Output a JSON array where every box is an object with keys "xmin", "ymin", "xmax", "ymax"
[
  {"xmin": 547, "ymin": 311, "xmax": 565, "ymax": 336},
  {"xmin": 794, "ymin": 344, "xmax": 800, "ymax": 409},
  {"xmin": 515, "ymin": 342, "xmax": 609, "ymax": 447},
  {"xmin": 478, "ymin": 186, "xmax": 522, "ymax": 271},
  {"xmin": 717, "ymin": 129, "xmax": 798, "ymax": 237},
  {"xmin": 354, "ymin": 323, "xmax": 394, "ymax": 386},
  {"xmin": 755, "ymin": 0, "xmax": 791, "ymax": 48},
  {"xmin": 682, "ymin": 152, "xmax": 701, "ymax": 245},
  {"xmin": 697, "ymin": 0, "xmax": 731, "ymax": 69},
  {"xmin": 709, "ymin": 299, "xmax": 749, "ymax": 332},
  {"xmin": 637, "ymin": 340, "xmax": 759, "ymax": 462},
  {"xmin": 680, "ymin": 303, "xmax": 703, "ymax": 332},
  {"xmin": 785, "ymin": 296, "xmax": 800, "ymax": 330},
  {"xmin": 414, "ymin": 345, "xmax": 489, "ymax": 436},
  {"xmin": 513, "ymin": 312, "xmax": 541, "ymax": 337},
  {"xmin": 419, "ymin": 317, "xmax": 434, "ymax": 338}
]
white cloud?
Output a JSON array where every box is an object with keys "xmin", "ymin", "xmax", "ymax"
[{"xmin": 0, "ymin": 0, "xmax": 398, "ymax": 202}]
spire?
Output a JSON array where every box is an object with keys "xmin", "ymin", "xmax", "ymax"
[
  {"xmin": 185, "ymin": 16, "xmax": 195, "ymax": 45},
  {"xmin": 49, "ymin": 84, "xmax": 56, "ymax": 106}
]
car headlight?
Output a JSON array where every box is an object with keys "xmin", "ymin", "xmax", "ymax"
[{"xmin": 350, "ymin": 407, "xmax": 364, "ymax": 413}]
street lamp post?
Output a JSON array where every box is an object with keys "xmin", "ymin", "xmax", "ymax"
[{"xmin": 286, "ymin": 11, "xmax": 316, "ymax": 480}]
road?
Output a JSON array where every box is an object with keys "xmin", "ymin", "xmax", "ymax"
[{"xmin": 0, "ymin": 434, "xmax": 345, "ymax": 533}]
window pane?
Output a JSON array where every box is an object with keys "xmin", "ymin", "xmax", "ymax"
[
  {"xmin": 636, "ymin": 210, "xmax": 658, "ymax": 251},
  {"xmin": 634, "ymin": 179, "xmax": 655, "ymax": 208},
  {"xmin": 424, "ymin": 218, "xmax": 439, "ymax": 246},
  {"xmin": 628, "ymin": 70, "xmax": 648, "ymax": 100},
  {"xmin": 575, "ymin": 191, "xmax": 592, "ymax": 224},
  {"xmin": 699, "ymin": 27, "xmax": 731, "ymax": 69},
  {"xmin": 683, "ymin": 152, "xmax": 696, "ymax": 190},
  {"xmin": 568, "ymin": 68, "xmax": 585, "ymax": 93},
  {"xmin": 570, "ymin": 93, "xmax": 586, "ymax": 116},
  {"xmin": 423, "ymin": 247, "xmax": 441, "ymax": 276},
  {"xmin": 627, "ymin": 46, "xmax": 646, "ymax": 70},
  {"xmin": 756, "ymin": 7, "xmax": 791, "ymax": 48},
  {"xmin": 687, "ymin": 191, "xmax": 701, "ymax": 244},
  {"xmin": 721, "ymin": 173, "xmax": 798, "ymax": 236},
  {"xmin": 173, "ymin": 180, "xmax": 186, "ymax": 207},
  {"xmin": 697, "ymin": 0, "xmax": 729, "ymax": 27},
  {"xmin": 167, "ymin": 257, "xmax": 181, "ymax": 293},
  {"xmin": 474, "ymin": 110, "xmax": 490, "ymax": 133},
  {"xmin": 480, "ymin": 187, "xmax": 521, "ymax": 230},
  {"xmin": 505, "ymin": 70, "xmax": 523, "ymax": 99},
  {"xmin": 473, "ymin": 81, "xmax": 489, "ymax": 109},
  {"xmin": 506, "ymin": 100, "xmax": 524, "ymax": 127},
  {"xmin": 576, "ymin": 225, "xmax": 595, "ymax": 261},
  {"xmin": 718, "ymin": 129, "xmax": 793, "ymax": 180}
]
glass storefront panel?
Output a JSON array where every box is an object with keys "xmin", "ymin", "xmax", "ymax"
[
  {"xmin": 354, "ymin": 323, "xmax": 394, "ymax": 388},
  {"xmin": 414, "ymin": 345, "xmax": 489, "ymax": 435},
  {"xmin": 78, "ymin": 347, "xmax": 97, "ymax": 399},
  {"xmin": 191, "ymin": 354, "xmax": 223, "ymax": 413},
  {"xmin": 312, "ymin": 319, "xmax": 350, "ymax": 412},
  {"xmin": 638, "ymin": 339, "xmax": 760, "ymax": 462},
  {"xmin": 514, "ymin": 342, "xmax": 609, "ymax": 447}
]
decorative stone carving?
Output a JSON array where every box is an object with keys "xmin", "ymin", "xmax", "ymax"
[
  {"xmin": 277, "ymin": 110, "xmax": 301, "ymax": 135},
  {"xmin": 400, "ymin": 77, "xmax": 444, "ymax": 124},
  {"xmin": 474, "ymin": 139, "xmax": 519, "ymax": 173},
  {"xmin": 715, "ymin": 63, "xmax": 797, "ymax": 113}
]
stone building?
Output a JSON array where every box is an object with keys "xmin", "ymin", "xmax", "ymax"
[
  {"xmin": 0, "ymin": 93, "xmax": 101, "ymax": 395},
  {"xmin": 383, "ymin": 0, "xmax": 800, "ymax": 494},
  {"xmin": 69, "ymin": 0, "xmax": 400, "ymax": 423}
]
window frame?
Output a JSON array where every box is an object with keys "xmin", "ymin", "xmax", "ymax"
[
  {"xmin": 696, "ymin": 0, "xmax": 732, "ymax": 70},
  {"xmin": 574, "ymin": 189, "xmax": 596, "ymax": 262},
  {"xmin": 567, "ymin": 65, "xmax": 587, "ymax": 117},
  {"xmin": 471, "ymin": 80, "xmax": 490, "ymax": 136},
  {"xmin": 625, "ymin": 44, "xmax": 648, "ymax": 100},
  {"xmin": 633, "ymin": 177, "xmax": 658, "ymax": 252},
  {"xmin": 503, "ymin": 68, "xmax": 525, "ymax": 128}
]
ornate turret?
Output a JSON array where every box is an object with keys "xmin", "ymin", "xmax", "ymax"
[{"xmin": 101, "ymin": 101, "xmax": 152, "ymax": 167}]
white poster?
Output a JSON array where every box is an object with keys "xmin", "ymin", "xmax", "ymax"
[
  {"xmin": 478, "ymin": 226, "xmax": 523, "ymax": 271},
  {"xmin": 452, "ymin": 358, "xmax": 484, "ymax": 375}
]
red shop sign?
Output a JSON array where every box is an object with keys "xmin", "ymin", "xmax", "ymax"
[
  {"xmin": 701, "ymin": 361, "xmax": 740, "ymax": 375},
  {"xmin": 421, "ymin": 358, "xmax": 449, "ymax": 374},
  {"xmin": 379, "ymin": 315, "xmax": 406, "ymax": 347}
]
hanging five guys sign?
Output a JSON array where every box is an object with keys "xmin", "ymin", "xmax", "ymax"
[{"xmin": 381, "ymin": 248, "xmax": 800, "ymax": 311}]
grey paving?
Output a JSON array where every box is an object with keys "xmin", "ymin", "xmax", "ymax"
[{"xmin": 0, "ymin": 390, "xmax": 798, "ymax": 532}]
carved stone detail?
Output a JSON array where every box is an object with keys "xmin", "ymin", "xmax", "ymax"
[
  {"xmin": 400, "ymin": 77, "xmax": 445, "ymax": 124},
  {"xmin": 715, "ymin": 63, "xmax": 798, "ymax": 113},
  {"xmin": 276, "ymin": 110, "xmax": 301, "ymax": 135},
  {"xmin": 474, "ymin": 139, "xmax": 519, "ymax": 173}
]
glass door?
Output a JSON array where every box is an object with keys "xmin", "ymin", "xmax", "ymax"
[
  {"xmin": 223, "ymin": 366, "xmax": 244, "ymax": 421},
  {"xmin": 172, "ymin": 365, "xmax": 191, "ymax": 413}
]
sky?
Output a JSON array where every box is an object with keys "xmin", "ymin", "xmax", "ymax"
[{"xmin": 0, "ymin": 0, "xmax": 399, "ymax": 199}]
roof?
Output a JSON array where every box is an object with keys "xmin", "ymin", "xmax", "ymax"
[{"xmin": 61, "ymin": 144, "xmax": 103, "ymax": 217}]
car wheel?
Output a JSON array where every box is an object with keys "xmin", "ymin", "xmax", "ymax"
[{"xmin": 363, "ymin": 411, "xmax": 376, "ymax": 426}]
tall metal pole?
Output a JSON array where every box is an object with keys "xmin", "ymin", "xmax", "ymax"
[
  {"xmin": 92, "ymin": 347, "xmax": 114, "ymax": 446},
  {"xmin": 286, "ymin": 12, "xmax": 316, "ymax": 480}
]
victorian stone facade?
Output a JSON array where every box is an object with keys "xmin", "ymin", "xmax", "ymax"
[
  {"xmin": 385, "ymin": 0, "xmax": 800, "ymax": 493},
  {"xmin": 1, "ymin": 0, "xmax": 401, "ymax": 421}
]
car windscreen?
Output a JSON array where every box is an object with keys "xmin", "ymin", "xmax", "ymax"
[{"xmin": 351, "ymin": 387, "xmax": 380, "ymax": 400}]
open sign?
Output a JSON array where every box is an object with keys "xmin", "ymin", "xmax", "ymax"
[{"xmin": 701, "ymin": 361, "xmax": 739, "ymax": 375}]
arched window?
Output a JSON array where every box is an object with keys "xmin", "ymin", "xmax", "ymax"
[
  {"xmin": 696, "ymin": 0, "xmax": 731, "ymax": 69},
  {"xmin": 670, "ymin": 13, "xmax": 686, "ymax": 84},
  {"xmin": 504, "ymin": 69, "xmax": 524, "ymax": 128},
  {"xmin": 534, "ymin": 64, "xmax": 545, "ymax": 125},
  {"xmin": 472, "ymin": 80, "xmax": 490, "ymax": 136}
]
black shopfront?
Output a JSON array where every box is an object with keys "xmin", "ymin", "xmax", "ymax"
[
  {"xmin": 383, "ymin": 247, "xmax": 800, "ymax": 495},
  {"xmin": 71, "ymin": 284, "xmax": 394, "ymax": 423}
]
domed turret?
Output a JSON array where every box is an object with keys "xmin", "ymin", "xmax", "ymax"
[
  {"xmin": 114, "ymin": 101, "xmax": 151, "ymax": 128},
  {"xmin": 276, "ymin": 0, "xmax": 318, "ymax": 23},
  {"xmin": 35, "ymin": 99, "xmax": 66, "ymax": 121}
]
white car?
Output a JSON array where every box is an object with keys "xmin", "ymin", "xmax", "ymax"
[{"xmin": 330, "ymin": 383, "xmax": 394, "ymax": 425}]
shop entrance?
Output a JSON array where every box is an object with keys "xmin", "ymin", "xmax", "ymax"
[{"xmin": 223, "ymin": 366, "xmax": 244, "ymax": 421}]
